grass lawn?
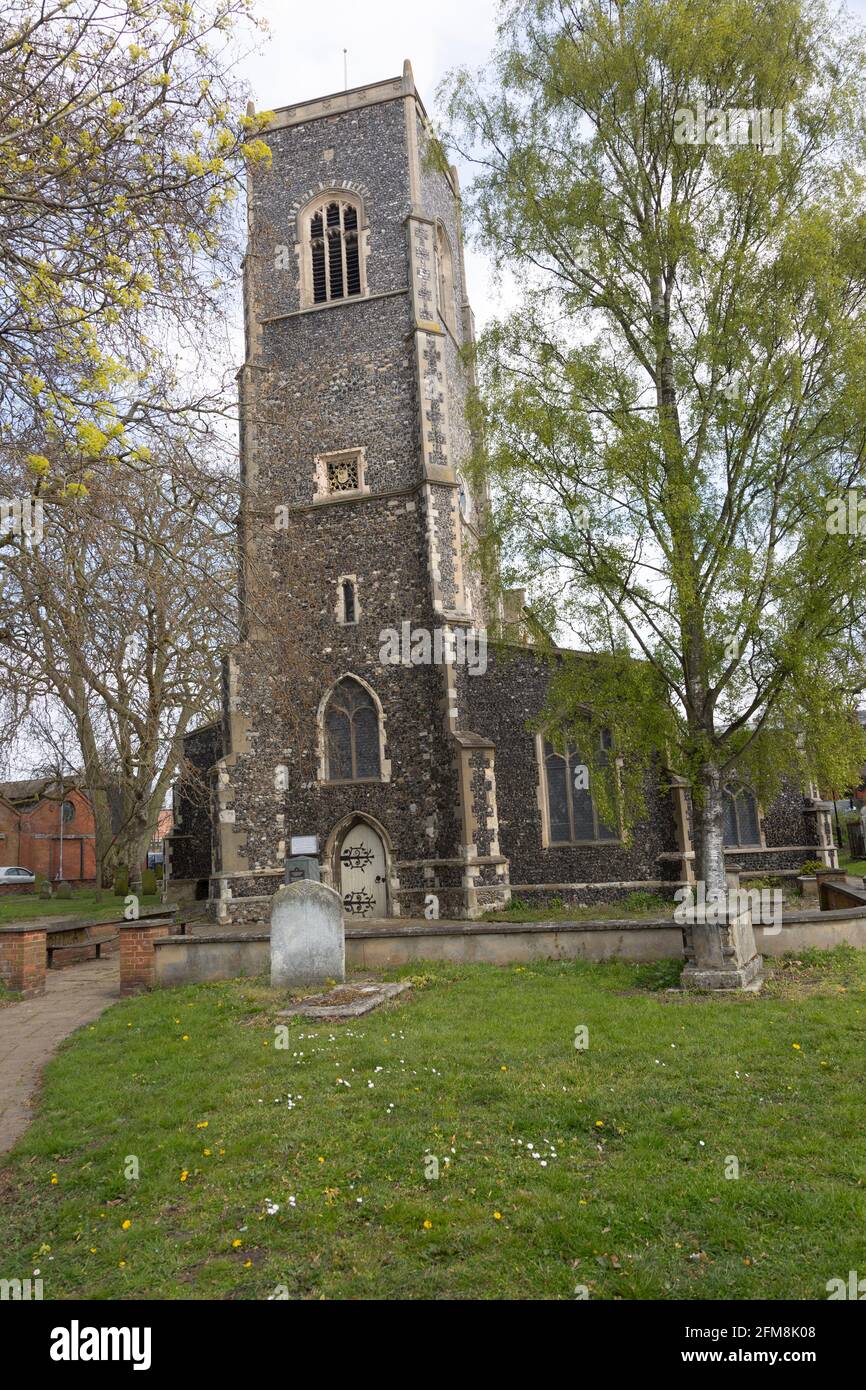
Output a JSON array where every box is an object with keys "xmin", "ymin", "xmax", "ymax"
[
  {"xmin": 1, "ymin": 949, "xmax": 864, "ymax": 1300},
  {"xmin": 0, "ymin": 890, "xmax": 164, "ymax": 925},
  {"xmin": 482, "ymin": 891, "xmax": 672, "ymax": 922}
]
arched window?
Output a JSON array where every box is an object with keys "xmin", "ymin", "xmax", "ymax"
[
  {"xmin": 324, "ymin": 678, "xmax": 381, "ymax": 782},
  {"xmin": 308, "ymin": 197, "xmax": 363, "ymax": 305},
  {"xmin": 543, "ymin": 729, "xmax": 619, "ymax": 845},
  {"xmin": 723, "ymin": 786, "xmax": 761, "ymax": 846},
  {"xmin": 436, "ymin": 223, "xmax": 456, "ymax": 334}
]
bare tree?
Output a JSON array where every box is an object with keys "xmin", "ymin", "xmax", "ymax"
[{"xmin": 0, "ymin": 0, "xmax": 270, "ymax": 496}]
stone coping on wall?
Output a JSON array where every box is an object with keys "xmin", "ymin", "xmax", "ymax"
[
  {"xmin": 155, "ymin": 902, "xmax": 866, "ymax": 947},
  {"xmin": 0, "ymin": 921, "xmax": 58, "ymax": 933},
  {"xmin": 148, "ymin": 909, "xmax": 866, "ymax": 987}
]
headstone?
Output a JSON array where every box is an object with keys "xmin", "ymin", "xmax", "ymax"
[{"xmin": 270, "ymin": 879, "xmax": 344, "ymax": 988}]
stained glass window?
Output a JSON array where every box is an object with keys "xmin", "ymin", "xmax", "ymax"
[
  {"xmin": 324, "ymin": 678, "xmax": 381, "ymax": 782},
  {"xmin": 723, "ymin": 787, "xmax": 761, "ymax": 846},
  {"xmin": 543, "ymin": 730, "xmax": 619, "ymax": 844}
]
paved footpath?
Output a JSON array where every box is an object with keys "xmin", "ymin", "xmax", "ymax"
[{"xmin": 0, "ymin": 958, "xmax": 119, "ymax": 1154}]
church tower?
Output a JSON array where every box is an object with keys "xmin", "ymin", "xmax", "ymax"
[{"xmin": 211, "ymin": 62, "xmax": 511, "ymax": 923}]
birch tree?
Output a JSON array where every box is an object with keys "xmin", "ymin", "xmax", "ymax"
[{"xmin": 443, "ymin": 0, "xmax": 866, "ymax": 908}]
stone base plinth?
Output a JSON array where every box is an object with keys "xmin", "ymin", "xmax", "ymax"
[
  {"xmin": 681, "ymin": 951, "xmax": 764, "ymax": 991},
  {"xmin": 680, "ymin": 902, "xmax": 763, "ymax": 992}
]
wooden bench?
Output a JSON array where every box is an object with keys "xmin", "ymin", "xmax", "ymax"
[{"xmin": 44, "ymin": 906, "xmax": 180, "ymax": 966}]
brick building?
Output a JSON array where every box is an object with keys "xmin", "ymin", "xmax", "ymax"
[
  {"xmin": 0, "ymin": 779, "xmax": 97, "ymax": 883},
  {"xmin": 167, "ymin": 63, "xmax": 837, "ymax": 924}
]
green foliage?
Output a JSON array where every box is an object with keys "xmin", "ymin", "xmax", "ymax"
[
  {"xmin": 113, "ymin": 867, "xmax": 129, "ymax": 897},
  {"xmin": 442, "ymin": 0, "xmax": 866, "ymax": 862},
  {"xmin": 141, "ymin": 868, "xmax": 157, "ymax": 896},
  {"xmin": 620, "ymin": 891, "xmax": 669, "ymax": 915},
  {"xmin": 155, "ymin": 863, "xmax": 164, "ymax": 881},
  {"xmin": 799, "ymin": 860, "xmax": 824, "ymax": 876},
  {"xmin": 0, "ymin": 0, "xmax": 271, "ymax": 486}
]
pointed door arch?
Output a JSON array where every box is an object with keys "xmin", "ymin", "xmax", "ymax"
[{"xmin": 337, "ymin": 819, "xmax": 388, "ymax": 919}]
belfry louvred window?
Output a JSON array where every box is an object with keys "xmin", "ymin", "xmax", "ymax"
[{"xmin": 310, "ymin": 199, "xmax": 362, "ymax": 304}]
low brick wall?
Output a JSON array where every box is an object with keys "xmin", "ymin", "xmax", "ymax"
[{"xmin": 0, "ymin": 925, "xmax": 46, "ymax": 997}]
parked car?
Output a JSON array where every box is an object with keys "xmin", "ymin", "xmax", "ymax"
[{"xmin": 0, "ymin": 865, "xmax": 36, "ymax": 883}]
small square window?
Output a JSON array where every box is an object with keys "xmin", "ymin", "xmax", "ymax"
[
  {"xmin": 328, "ymin": 455, "xmax": 359, "ymax": 492},
  {"xmin": 315, "ymin": 448, "xmax": 366, "ymax": 500}
]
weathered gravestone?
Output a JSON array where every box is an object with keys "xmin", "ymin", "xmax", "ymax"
[{"xmin": 270, "ymin": 879, "xmax": 344, "ymax": 988}]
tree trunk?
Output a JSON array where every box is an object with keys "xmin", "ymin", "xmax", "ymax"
[
  {"xmin": 699, "ymin": 763, "xmax": 728, "ymax": 899},
  {"xmin": 93, "ymin": 847, "xmax": 103, "ymax": 904}
]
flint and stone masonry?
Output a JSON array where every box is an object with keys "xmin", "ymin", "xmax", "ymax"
[{"xmin": 166, "ymin": 63, "xmax": 835, "ymax": 928}]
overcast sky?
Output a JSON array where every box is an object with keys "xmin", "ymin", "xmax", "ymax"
[
  {"xmin": 237, "ymin": 0, "xmax": 503, "ymax": 323},
  {"xmin": 237, "ymin": 0, "xmax": 866, "ymax": 331}
]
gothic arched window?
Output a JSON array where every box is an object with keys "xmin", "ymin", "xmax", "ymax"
[
  {"xmin": 723, "ymin": 786, "xmax": 761, "ymax": 846},
  {"xmin": 307, "ymin": 197, "xmax": 363, "ymax": 305},
  {"xmin": 324, "ymin": 678, "xmax": 381, "ymax": 781},
  {"xmin": 542, "ymin": 729, "xmax": 619, "ymax": 845}
]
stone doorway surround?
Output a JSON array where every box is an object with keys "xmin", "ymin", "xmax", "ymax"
[{"xmin": 330, "ymin": 816, "xmax": 390, "ymax": 921}]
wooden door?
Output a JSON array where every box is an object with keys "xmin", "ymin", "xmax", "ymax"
[{"xmin": 338, "ymin": 823, "xmax": 387, "ymax": 919}]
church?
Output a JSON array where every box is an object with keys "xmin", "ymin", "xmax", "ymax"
[{"xmin": 166, "ymin": 63, "xmax": 835, "ymax": 926}]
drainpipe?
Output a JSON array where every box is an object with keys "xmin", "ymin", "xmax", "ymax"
[{"xmin": 58, "ymin": 791, "xmax": 64, "ymax": 881}]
